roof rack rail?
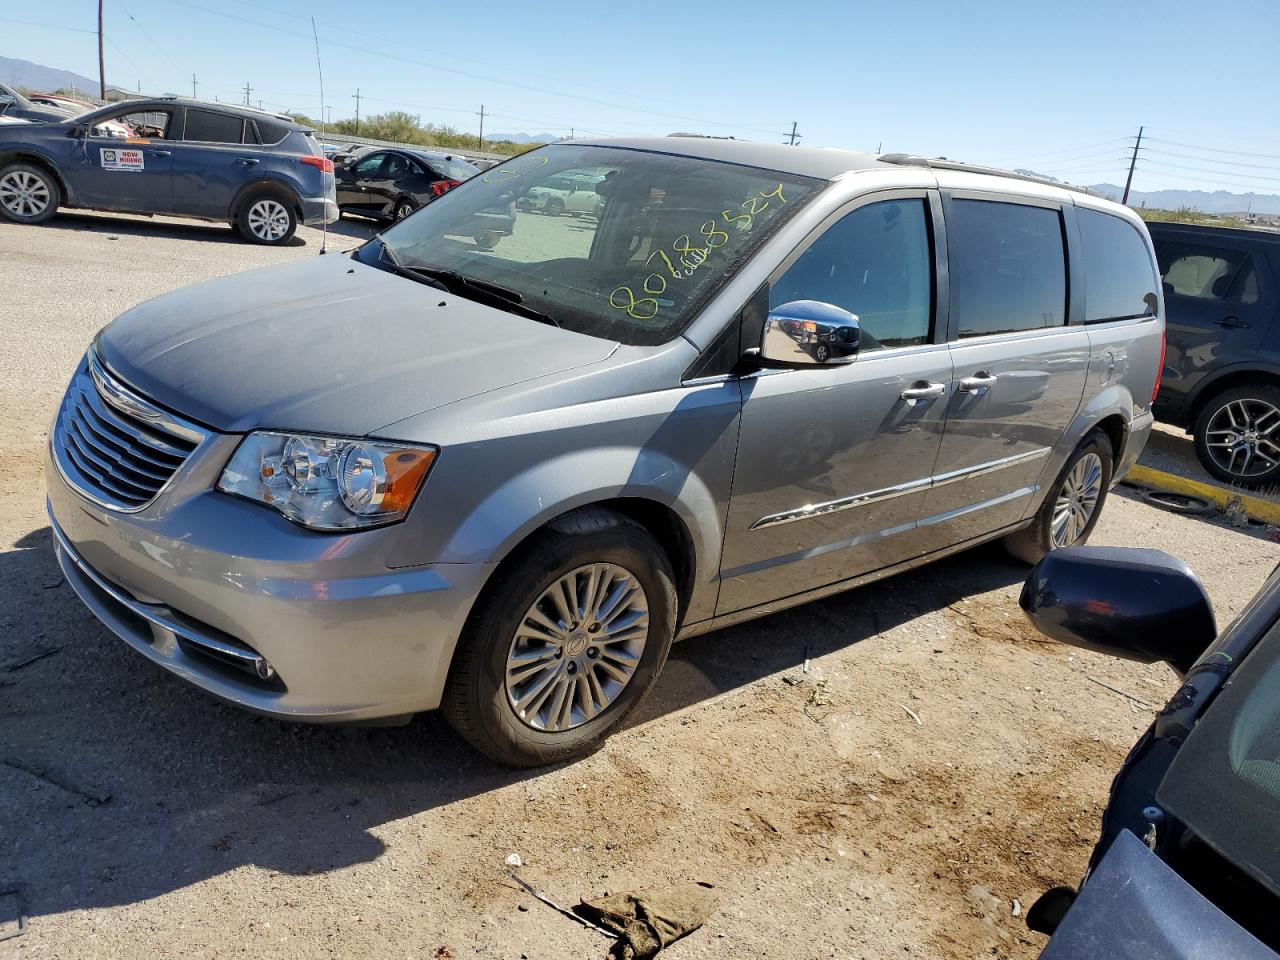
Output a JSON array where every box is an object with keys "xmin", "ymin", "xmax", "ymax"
[{"xmin": 877, "ymin": 153, "xmax": 1098, "ymax": 196}]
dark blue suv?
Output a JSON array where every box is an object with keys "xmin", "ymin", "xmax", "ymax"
[{"xmin": 0, "ymin": 97, "xmax": 337, "ymax": 245}]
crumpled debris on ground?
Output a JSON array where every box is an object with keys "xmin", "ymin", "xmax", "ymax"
[{"xmin": 577, "ymin": 882, "xmax": 718, "ymax": 959}]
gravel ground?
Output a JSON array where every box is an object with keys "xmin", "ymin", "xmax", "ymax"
[{"xmin": 1, "ymin": 210, "xmax": 1276, "ymax": 959}]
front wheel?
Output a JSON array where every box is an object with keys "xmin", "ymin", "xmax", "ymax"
[
  {"xmin": 1192, "ymin": 384, "xmax": 1280, "ymax": 488},
  {"xmin": 0, "ymin": 162, "xmax": 61, "ymax": 224},
  {"xmin": 1004, "ymin": 430, "xmax": 1113, "ymax": 564},
  {"xmin": 235, "ymin": 191, "xmax": 297, "ymax": 245},
  {"xmin": 441, "ymin": 508, "xmax": 676, "ymax": 767}
]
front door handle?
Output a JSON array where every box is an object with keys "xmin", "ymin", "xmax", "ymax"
[
  {"xmin": 1215, "ymin": 316, "xmax": 1250, "ymax": 329},
  {"xmin": 149, "ymin": 150, "xmax": 171, "ymax": 158},
  {"xmin": 236, "ymin": 157, "xmax": 260, "ymax": 166},
  {"xmin": 958, "ymin": 372, "xmax": 998, "ymax": 393},
  {"xmin": 900, "ymin": 381, "xmax": 946, "ymax": 401}
]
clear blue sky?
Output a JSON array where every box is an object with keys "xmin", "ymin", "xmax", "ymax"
[{"xmin": 5, "ymin": 0, "xmax": 1280, "ymax": 195}]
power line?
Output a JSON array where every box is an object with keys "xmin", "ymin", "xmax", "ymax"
[
  {"xmin": 1138, "ymin": 146, "xmax": 1280, "ymax": 173},
  {"xmin": 1144, "ymin": 135, "xmax": 1280, "ymax": 162},
  {"xmin": 1134, "ymin": 157, "xmax": 1280, "ymax": 183},
  {"xmin": 0, "ymin": 16, "xmax": 94, "ymax": 33},
  {"xmin": 1002, "ymin": 136, "xmax": 1134, "ymax": 162}
]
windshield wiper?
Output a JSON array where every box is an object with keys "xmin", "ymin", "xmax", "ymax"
[
  {"xmin": 406, "ymin": 265, "xmax": 561, "ymax": 328},
  {"xmin": 376, "ymin": 238, "xmax": 449, "ymax": 292}
]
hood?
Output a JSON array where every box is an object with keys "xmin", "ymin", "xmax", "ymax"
[{"xmin": 95, "ymin": 253, "xmax": 618, "ymax": 437}]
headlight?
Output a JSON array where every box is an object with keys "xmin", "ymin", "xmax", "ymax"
[{"xmin": 217, "ymin": 432, "xmax": 437, "ymax": 530}]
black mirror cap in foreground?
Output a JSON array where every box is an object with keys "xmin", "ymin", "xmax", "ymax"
[{"xmin": 1019, "ymin": 546, "xmax": 1216, "ymax": 676}]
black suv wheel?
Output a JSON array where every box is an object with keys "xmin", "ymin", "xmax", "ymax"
[{"xmin": 1193, "ymin": 383, "xmax": 1280, "ymax": 488}]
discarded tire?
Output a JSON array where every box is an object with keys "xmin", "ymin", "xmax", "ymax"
[{"xmin": 1139, "ymin": 489, "xmax": 1216, "ymax": 516}]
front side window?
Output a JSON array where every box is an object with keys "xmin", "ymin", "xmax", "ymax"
[
  {"xmin": 183, "ymin": 109, "xmax": 244, "ymax": 144},
  {"xmin": 1159, "ymin": 241, "xmax": 1259, "ymax": 306},
  {"xmin": 1078, "ymin": 208, "xmax": 1158, "ymax": 322},
  {"xmin": 383, "ymin": 154, "xmax": 412, "ymax": 178},
  {"xmin": 352, "ymin": 152, "xmax": 386, "ymax": 178},
  {"xmin": 770, "ymin": 199, "xmax": 933, "ymax": 350},
  {"xmin": 367, "ymin": 144, "xmax": 821, "ymax": 346},
  {"xmin": 950, "ymin": 199, "xmax": 1066, "ymax": 338},
  {"xmin": 97, "ymin": 109, "xmax": 172, "ymax": 139}
]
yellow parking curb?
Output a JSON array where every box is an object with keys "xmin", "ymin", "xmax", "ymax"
[{"xmin": 1125, "ymin": 465, "xmax": 1280, "ymax": 526}]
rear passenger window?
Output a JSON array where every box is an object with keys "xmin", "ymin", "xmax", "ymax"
[
  {"xmin": 770, "ymin": 199, "xmax": 933, "ymax": 351},
  {"xmin": 950, "ymin": 200, "xmax": 1066, "ymax": 338},
  {"xmin": 183, "ymin": 109, "xmax": 245, "ymax": 144},
  {"xmin": 1159, "ymin": 242, "xmax": 1259, "ymax": 306},
  {"xmin": 1078, "ymin": 209, "xmax": 1158, "ymax": 322}
]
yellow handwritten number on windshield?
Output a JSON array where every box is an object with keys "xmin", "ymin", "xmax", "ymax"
[{"xmin": 611, "ymin": 286, "xmax": 660, "ymax": 320}]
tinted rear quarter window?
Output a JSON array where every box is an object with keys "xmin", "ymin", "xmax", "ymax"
[
  {"xmin": 950, "ymin": 199, "xmax": 1066, "ymax": 338},
  {"xmin": 1078, "ymin": 208, "xmax": 1158, "ymax": 322},
  {"xmin": 1158, "ymin": 239, "xmax": 1260, "ymax": 306},
  {"xmin": 183, "ymin": 109, "xmax": 245, "ymax": 144},
  {"xmin": 256, "ymin": 118, "xmax": 289, "ymax": 144}
]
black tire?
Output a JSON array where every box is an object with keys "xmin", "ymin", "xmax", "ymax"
[
  {"xmin": 441, "ymin": 508, "xmax": 677, "ymax": 767},
  {"xmin": 474, "ymin": 231, "xmax": 502, "ymax": 250},
  {"xmin": 1004, "ymin": 430, "xmax": 1114, "ymax": 564},
  {"xmin": 0, "ymin": 162, "xmax": 61, "ymax": 224},
  {"xmin": 544, "ymin": 197, "xmax": 565, "ymax": 216},
  {"xmin": 234, "ymin": 189, "xmax": 298, "ymax": 245},
  {"xmin": 1192, "ymin": 383, "xmax": 1280, "ymax": 488},
  {"xmin": 393, "ymin": 198, "xmax": 417, "ymax": 221}
]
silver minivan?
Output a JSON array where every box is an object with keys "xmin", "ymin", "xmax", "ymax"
[{"xmin": 46, "ymin": 138, "xmax": 1163, "ymax": 765}]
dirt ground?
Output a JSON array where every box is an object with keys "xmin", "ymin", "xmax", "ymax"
[{"xmin": 2, "ymin": 211, "xmax": 1277, "ymax": 960}]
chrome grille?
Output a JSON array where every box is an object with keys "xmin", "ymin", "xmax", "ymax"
[{"xmin": 52, "ymin": 350, "xmax": 207, "ymax": 511}]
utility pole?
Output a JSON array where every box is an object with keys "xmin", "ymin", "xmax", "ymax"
[
  {"xmin": 97, "ymin": 0, "xmax": 106, "ymax": 99},
  {"xmin": 477, "ymin": 104, "xmax": 486, "ymax": 150},
  {"xmin": 784, "ymin": 121, "xmax": 801, "ymax": 146},
  {"xmin": 1122, "ymin": 125, "xmax": 1144, "ymax": 206},
  {"xmin": 191, "ymin": 74, "xmax": 198, "ymax": 99},
  {"xmin": 242, "ymin": 81, "xmax": 252, "ymax": 106},
  {"xmin": 325, "ymin": 105, "xmax": 333, "ymax": 126},
  {"xmin": 352, "ymin": 88, "xmax": 362, "ymax": 134}
]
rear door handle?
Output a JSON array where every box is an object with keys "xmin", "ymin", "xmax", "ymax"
[
  {"xmin": 1215, "ymin": 316, "xmax": 1250, "ymax": 329},
  {"xmin": 958, "ymin": 372, "xmax": 998, "ymax": 393},
  {"xmin": 149, "ymin": 150, "xmax": 171, "ymax": 158},
  {"xmin": 900, "ymin": 381, "xmax": 946, "ymax": 401},
  {"xmin": 236, "ymin": 157, "xmax": 260, "ymax": 165}
]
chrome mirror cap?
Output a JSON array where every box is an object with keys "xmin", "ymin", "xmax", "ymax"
[{"xmin": 761, "ymin": 299, "xmax": 860, "ymax": 367}]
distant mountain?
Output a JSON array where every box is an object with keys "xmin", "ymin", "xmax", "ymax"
[
  {"xmin": 1084, "ymin": 183, "xmax": 1280, "ymax": 215},
  {"xmin": 0, "ymin": 56, "xmax": 101, "ymax": 95},
  {"xmin": 487, "ymin": 131, "xmax": 557, "ymax": 144}
]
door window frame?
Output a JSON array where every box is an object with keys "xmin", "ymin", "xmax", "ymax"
[
  {"xmin": 1158, "ymin": 237, "xmax": 1275, "ymax": 310},
  {"xmin": 936, "ymin": 189, "xmax": 1080, "ymax": 342}
]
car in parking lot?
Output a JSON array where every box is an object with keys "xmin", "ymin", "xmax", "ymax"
[
  {"xmin": 45, "ymin": 137, "xmax": 1162, "ymax": 766},
  {"xmin": 518, "ymin": 171, "xmax": 605, "ymax": 217},
  {"xmin": 335, "ymin": 147, "xmax": 479, "ymax": 221},
  {"xmin": 0, "ymin": 81, "xmax": 77, "ymax": 123},
  {"xmin": 1149, "ymin": 221, "xmax": 1280, "ymax": 487},
  {"xmin": 0, "ymin": 96, "xmax": 337, "ymax": 244},
  {"xmin": 1021, "ymin": 545, "xmax": 1280, "ymax": 958}
]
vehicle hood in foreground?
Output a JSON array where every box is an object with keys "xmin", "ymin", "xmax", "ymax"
[
  {"xmin": 94, "ymin": 253, "xmax": 618, "ymax": 437},
  {"xmin": 1040, "ymin": 830, "xmax": 1275, "ymax": 960}
]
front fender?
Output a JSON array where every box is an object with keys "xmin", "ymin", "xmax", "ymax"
[
  {"xmin": 0, "ymin": 144, "xmax": 76, "ymax": 204},
  {"xmin": 440, "ymin": 445, "xmax": 725, "ymax": 624}
]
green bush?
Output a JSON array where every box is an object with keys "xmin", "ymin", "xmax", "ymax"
[{"xmin": 290, "ymin": 110, "xmax": 543, "ymax": 157}]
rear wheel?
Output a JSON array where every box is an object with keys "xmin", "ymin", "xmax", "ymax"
[
  {"xmin": 544, "ymin": 197, "xmax": 565, "ymax": 216},
  {"xmin": 0, "ymin": 162, "xmax": 60, "ymax": 224},
  {"xmin": 1004, "ymin": 430, "xmax": 1113, "ymax": 564},
  {"xmin": 393, "ymin": 198, "xmax": 417, "ymax": 221},
  {"xmin": 441, "ymin": 508, "xmax": 676, "ymax": 767},
  {"xmin": 474, "ymin": 231, "xmax": 502, "ymax": 250},
  {"xmin": 235, "ymin": 191, "xmax": 297, "ymax": 245},
  {"xmin": 1192, "ymin": 383, "xmax": 1280, "ymax": 488}
]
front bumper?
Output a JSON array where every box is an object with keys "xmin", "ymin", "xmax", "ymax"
[
  {"xmin": 46, "ymin": 437, "xmax": 492, "ymax": 723},
  {"xmin": 301, "ymin": 196, "xmax": 340, "ymax": 226}
]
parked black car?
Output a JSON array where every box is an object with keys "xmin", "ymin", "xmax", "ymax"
[
  {"xmin": 1149, "ymin": 222, "xmax": 1280, "ymax": 487},
  {"xmin": 0, "ymin": 97, "xmax": 337, "ymax": 244},
  {"xmin": 335, "ymin": 148, "xmax": 478, "ymax": 222},
  {"xmin": 1019, "ymin": 546, "xmax": 1280, "ymax": 958},
  {"xmin": 0, "ymin": 81, "xmax": 76, "ymax": 123}
]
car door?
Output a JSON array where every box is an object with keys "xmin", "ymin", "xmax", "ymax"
[
  {"xmin": 335, "ymin": 151, "xmax": 386, "ymax": 213},
  {"xmin": 375, "ymin": 152, "xmax": 415, "ymax": 213},
  {"xmin": 1154, "ymin": 233, "xmax": 1278, "ymax": 410},
  {"xmin": 169, "ymin": 107, "xmax": 257, "ymax": 218},
  {"xmin": 72, "ymin": 107, "xmax": 176, "ymax": 212},
  {"xmin": 717, "ymin": 192, "xmax": 952, "ymax": 614},
  {"xmin": 918, "ymin": 194, "xmax": 1089, "ymax": 545}
]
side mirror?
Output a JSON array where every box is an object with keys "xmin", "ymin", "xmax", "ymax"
[
  {"xmin": 761, "ymin": 300, "xmax": 860, "ymax": 367},
  {"xmin": 1019, "ymin": 546, "xmax": 1216, "ymax": 676}
]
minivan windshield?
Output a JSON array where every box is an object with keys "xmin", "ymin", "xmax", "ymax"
[
  {"xmin": 1157, "ymin": 624, "xmax": 1280, "ymax": 899},
  {"xmin": 362, "ymin": 144, "xmax": 822, "ymax": 345}
]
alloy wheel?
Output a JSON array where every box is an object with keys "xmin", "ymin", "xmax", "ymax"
[
  {"xmin": 1204, "ymin": 397, "xmax": 1280, "ymax": 479},
  {"xmin": 396, "ymin": 201, "xmax": 415, "ymax": 220},
  {"xmin": 1051, "ymin": 452, "xmax": 1103, "ymax": 548},
  {"xmin": 246, "ymin": 199, "xmax": 290, "ymax": 241},
  {"xmin": 0, "ymin": 170, "xmax": 51, "ymax": 218},
  {"xmin": 504, "ymin": 563, "xmax": 649, "ymax": 733}
]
